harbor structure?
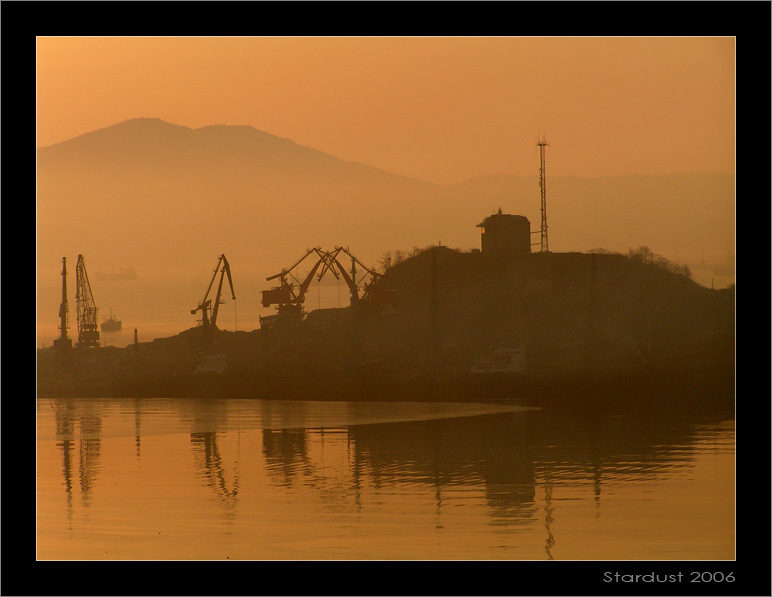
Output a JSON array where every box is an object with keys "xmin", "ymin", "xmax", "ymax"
[{"xmin": 477, "ymin": 210, "xmax": 531, "ymax": 259}]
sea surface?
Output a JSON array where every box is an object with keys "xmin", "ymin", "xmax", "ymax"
[{"xmin": 36, "ymin": 396, "xmax": 735, "ymax": 561}]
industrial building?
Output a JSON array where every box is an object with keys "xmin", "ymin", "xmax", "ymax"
[{"xmin": 477, "ymin": 209, "xmax": 531, "ymax": 259}]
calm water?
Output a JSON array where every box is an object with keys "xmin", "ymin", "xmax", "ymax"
[{"xmin": 36, "ymin": 397, "xmax": 735, "ymax": 561}]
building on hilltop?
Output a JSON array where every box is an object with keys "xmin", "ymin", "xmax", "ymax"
[{"xmin": 477, "ymin": 209, "xmax": 531, "ymax": 259}]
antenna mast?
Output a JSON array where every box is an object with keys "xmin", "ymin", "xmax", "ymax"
[{"xmin": 537, "ymin": 134, "xmax": 550, "ymax": 252}]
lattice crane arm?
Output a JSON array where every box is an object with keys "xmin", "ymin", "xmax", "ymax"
[
  {"xmin": 266, "ymin": 247, "xmax": 319, "ymax": 282},
  {"xmin": 211, "ymin": 255, "xmax": 236, "ymax": 326},
  {"xmin": 192, "ymin": 255, "xmax": 236, "ymax": 327}
]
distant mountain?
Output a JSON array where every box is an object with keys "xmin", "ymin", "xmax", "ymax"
[
  {"xmin": 36, "ymin": 118, "xmax": 445, "ymax": 272},
  {"xmin": 37, "ymin": 118, "xmax": 734, "ymax": 279}
]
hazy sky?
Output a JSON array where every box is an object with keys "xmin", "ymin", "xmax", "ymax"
[{"xmin": 36, "ymin": 36, "xmax": 735, "ymax": 184}]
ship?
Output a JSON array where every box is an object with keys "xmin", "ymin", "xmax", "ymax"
[
  {"xmin": 95, "ymin": 267, "xmax": 137, "ymax": 282},
  {"xmin": 100, "ymin": 309, "xmax": 122, "ymax": 333}
]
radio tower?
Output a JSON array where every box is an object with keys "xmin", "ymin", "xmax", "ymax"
[
  {"xmin": 537, "ymin": 134, "xmax": 550, "ymax": 252},
  {"xmin": 75, "ymin": 254, "xmax": 100, "ymax": 347}
]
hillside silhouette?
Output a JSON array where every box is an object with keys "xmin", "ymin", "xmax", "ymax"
[{"xmin": 37, "ymin": 248, "xmax": 735, "ymax": 406}]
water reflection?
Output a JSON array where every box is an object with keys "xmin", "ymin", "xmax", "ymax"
[
  {"xmin": 262, "ymin": 428, "xmax": 310, "ymax": 486},
  {"xmin": 78, "ymin": 411, "xmax": 101, "ymax": 504},
  {"xmin": 40, "ymin": 397, "xmax": 734, "ymax": 560},
  {"xmin": 344, "ymin": 415, "xmax": 537, "ymax": 522},
  {"xmin": 52, "ymin": 399, "xmax": 102, "ymax": 510},
  {"xmin": 190, "ymin": 432, "xmax": 239, "ymax": 506},
  {"xmin": 53, "ymin": 400, "xmax": 75, "ymax": 520}
]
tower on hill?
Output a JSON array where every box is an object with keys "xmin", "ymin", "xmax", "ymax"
[{"xmin": 477, "ymin": 209, "xmax": 531, "ymax": 259}]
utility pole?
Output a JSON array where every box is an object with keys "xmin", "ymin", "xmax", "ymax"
[
  {"xmin": 53, "ymin": 257, "xmax": 73, "ymax": 352},
  {"xmin": 537, "ymin": 134, "xmax": 550, "ymax": 252}
]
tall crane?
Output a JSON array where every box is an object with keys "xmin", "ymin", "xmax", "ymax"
[
  {"xmin": 75, "ymin": 254, "xmax": 100, "ymax": 347},
  {"xmin": 333, "ymin": 246, "xmax": 382, "ymax": 305},
  {"xmin": 191, "ymin": 254, "xmax": 236, "ymax": 331},
  {"xmin": 261, "ymin": 246, "xmax": 390, "ymax": 328},
  {"xmin": 262, "ymin": 247, "xmax": 326, "ymax": 323},
  {"xmin": 53, "ymin": 257, "xmax": 73, "ymax": 352}
]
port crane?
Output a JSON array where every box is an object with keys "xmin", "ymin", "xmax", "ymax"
[
  {"xmin": 191, "ymin": 254, "xmax": 236, "ymax": 331},
  {"xmin": 261, "ymin": 247, "xmax": 327, "ymax": 324},
  {"xmin": 53, "ymin": 257, "xmax": 73, "ymax": 352},
  {"xmin": 75, "ymin": 254, "xmax": 100, "ymax": 347},
  {"xmin": 261, "ymin": 246, "xmax": 389, "ymax": 328}
]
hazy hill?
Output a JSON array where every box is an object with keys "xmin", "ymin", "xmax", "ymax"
[
  {"xmin": 37, "ymin": 118, "xmax": 734, "ymax": 268},
  {"xmin": 354, "ymin": 248, "xmax": 735, "ymax": 374},
  {"xmin": 37, "ymin": 117, "xmax": 734, "ymax": 340},
  {"xmin": 37, "ymin": 118, "xmax": 445, "ymax": 273}
]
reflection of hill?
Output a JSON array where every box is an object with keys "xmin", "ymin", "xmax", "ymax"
[
  {"xmin": 262, "ymin": 429, "xmax": 309, "ymax": 486},
  {"xmin": 348, "ymin": 415, "xmax": 532, "ymax": 489},
  {"xmin": 45, "ymin": 397, "xmax": 732, "ymax": 539},
  {"xmin": 252, "ymin": 404, "xmax": 731, "ymax": 527}
]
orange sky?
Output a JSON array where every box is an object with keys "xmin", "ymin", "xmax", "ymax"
[{"xmin": 36, "ymin": 36, "xmax": 735, "ymax": 184}]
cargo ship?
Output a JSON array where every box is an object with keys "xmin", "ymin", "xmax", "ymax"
[{"xmin": 100, "ymin": 309, "xmax": 122, "ymax": 333}]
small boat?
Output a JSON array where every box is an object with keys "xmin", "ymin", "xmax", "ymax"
[{"xmin": 100, "ymin": 309, "xmax": 122, "ymax": 333}]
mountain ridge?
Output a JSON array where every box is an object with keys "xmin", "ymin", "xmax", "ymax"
[
  {"xmin": 38, "ymin": 117, "xmax": 442, "ymax": 190},
  {"xmin": 36, "ymin": 117, "xmax": 734, "ymax": 273}
]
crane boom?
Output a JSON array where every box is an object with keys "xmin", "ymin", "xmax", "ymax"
[
  {"xmin": 192, "ymin": 254, "xmax": 235, "ymax": 328},
  {"xmin": 315, "ymin": 247, "xmax": 343, "ymax": 281},
  {"xmin": 211, "ymin": 255, "xmax": 236, "ymax": 326},
  {"xmin": 296, "ymin": 255, "xmax": 325, "ymax": 301},
  {"xmin": 336, "ymin": 246, "xmax": 378, "ymax": 280},
  {"xmin": 332, "ymin": 255, "xmax": 360, "ymax": 305},
  {"xmin": 266, "ymin": 248, "xmax": 318, "ymax": 282}
]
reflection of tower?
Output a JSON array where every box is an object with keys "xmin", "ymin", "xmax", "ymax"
[
  {"xmin": 584, "ymin": 412, "xmax": 603, "ymax": 517},
  {"xmin": 78, "ymin": 412, "xmax": 102, "ymax": 505},
  {"xmin": 537, "ymin": 135, "xmax": 550, "ymax": 253},
  {"xmin": 54, "ymin": 401, "xmax": 76, "ymax": 519},
  {"xmin": 347, "ymin": 429, "xmax": 362, "ymax": 511},
  {"xmin": 544, "ymin": 473, "xmax": 555, "ymax": 560},
  {"xmin": 430, "ymin": 419, "xmax": 443, "ymax": 528},
  {"xmin": 191, "ymin": 432, "xmax": 239, "ymax": 504},
  {"xmin": 134, "ymin": 398, "xmax": 142, "ymax": 459}
]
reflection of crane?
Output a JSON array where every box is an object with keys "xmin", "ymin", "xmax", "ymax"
[
  {"xmin": 191, "ymin": 432, "xmax": 239, "ymax": 504},
  {"xmin": 191, "ymin": 255, "xmax": 236, "ymax": 332},
  {"xmin": 260, "ymin": 246, "xmax": 390, "ymax": 328},
  {"xmin": 75, "ymin": 254, "xmax": 100, "ymax": 347}
]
